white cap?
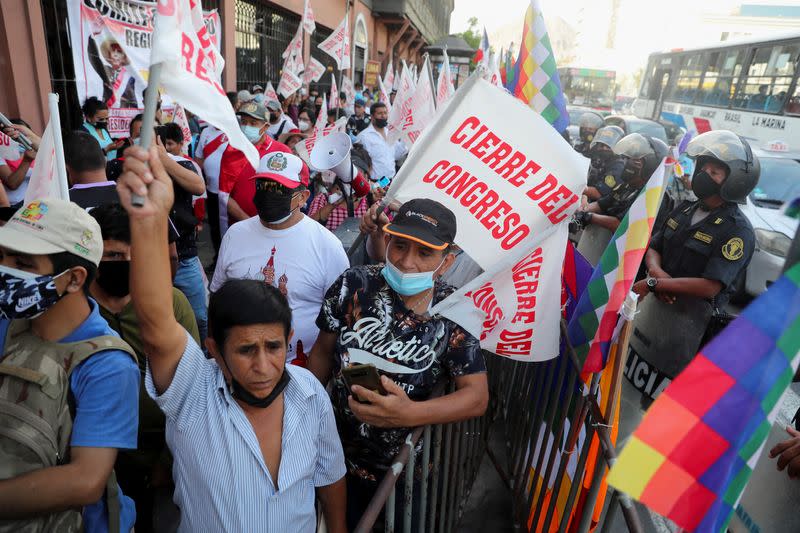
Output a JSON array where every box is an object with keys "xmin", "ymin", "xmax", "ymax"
[
  {"xmin": 0, "ymin": 199, "xmax": 103, "ymax": 266},
  {"xmin": 253, "ymin": 152, "xmax": 308, "ymax": 189}
]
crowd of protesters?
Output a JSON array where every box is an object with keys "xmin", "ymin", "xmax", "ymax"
[{"xmin": 0, "ymin": 83, "xmax": 488, "ymax": 533}]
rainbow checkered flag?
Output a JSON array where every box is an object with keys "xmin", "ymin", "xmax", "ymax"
[
  {"xmin": 510, "ymin": 0, "xmax": 569, "ymax": 132},
  {"xmin": 567, "ymin": 162, "xmax": 666, "ymax": 373},
  {"xmin": 608, "ymin": 261, "xmax": 800, "ymax": 531}
]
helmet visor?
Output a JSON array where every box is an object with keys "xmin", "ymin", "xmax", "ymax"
[
  {"xmin": 686, "ymin": 130, "xmax": 749, "ymax": 163},
  {"xmin": 613, "ymin": 133, "xmax": 653, "ymax": 159},
  {"xmin": 590, "ymin": 126, "xmax": 624, "ymax": 150}
]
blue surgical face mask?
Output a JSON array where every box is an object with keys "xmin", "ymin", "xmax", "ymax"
[
  {"xmin": 381, "ymin": 247, "xmax": 446, "ymax": 296},
  {"xmin": 241, "ymin": 125, "xmax": 262, "ymax": 144}
]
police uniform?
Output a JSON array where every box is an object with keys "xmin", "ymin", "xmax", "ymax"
[
  {"xmin": 596, "ymin": 179, "xmax": 641, "ymax": 220},
  {"xmin": 574, "ymin": 141, "xmax": 591, "ymax": 157},
  {"xmin": 588, "ymin": 157, "xmax": 626, "ymax": 198},
  {"xmin": 650, "ymin": 200, "xmax": 755, "ymax": 306},
  {"xmin": 346, "ymin": 114, "xmax": 371, "ymax": 138}
]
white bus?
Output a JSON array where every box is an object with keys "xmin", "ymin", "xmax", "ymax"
[{"xmin": 632, "ymin": 33, "xmax": 800, "ymax": 152}]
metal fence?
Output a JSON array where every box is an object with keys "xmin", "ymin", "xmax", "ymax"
[
  {"xmin": 353, "ymin": 381, "xmax": 492, "ymax": 533},
  {"xmin": 353, "ymin": 322, "xmax": 647, "ymax": 533},
  {"xmin": 234, "ymin": 0, "xmax": 299, "ymax": 92}
]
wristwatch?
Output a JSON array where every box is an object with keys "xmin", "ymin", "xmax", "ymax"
[{"xmin": 646, "ymin": 277, "xmax": 658, "ymax": 293}]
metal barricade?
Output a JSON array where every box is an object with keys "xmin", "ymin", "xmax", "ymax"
[{"xmin": 354, "ymin": 382, "xmax": 492, "ymax": 533}]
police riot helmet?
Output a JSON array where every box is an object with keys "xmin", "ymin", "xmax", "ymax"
[
  {"xmin": 590, "ymin": 125, "xmax": 625, "ymax": 151},
  {"xmin": 578, "ymin": 113, "xmax": 604, "ymax": 143},
  {"xmin": 686, "ymin": 130, "xmax": 760, "ymax": 204},
  {"xmin": 613, "ymin": 133, "xmax": 669, "ymax": 182}
]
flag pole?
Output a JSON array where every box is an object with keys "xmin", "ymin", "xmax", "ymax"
[
  {"xmin": 132, "ymin": 62, "xmax": 164, "ymax": 207},
  {"xmin": 336, "ymin": 1, "xmax": 351, "ymax": 120},
  {"xmin": 424, "ymin": 53, "xmax": 436, "ymax": 108},
  {"xmin": 47, "ymin": 94, "xmax": 69, "ymax": 200}
]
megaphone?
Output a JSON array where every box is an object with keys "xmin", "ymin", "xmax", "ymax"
[{"xmin": 310, "ymin": 132, "xmax": 356, "ymax": 183}]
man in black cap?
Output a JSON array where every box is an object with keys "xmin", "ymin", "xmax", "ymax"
[
  {"xmin": 309, "ymin": 198, "xmax": 488, "ymax": 529},
  {"xmin": 346, "ymin": 98, "xmax": 371, "ymax": 140}
]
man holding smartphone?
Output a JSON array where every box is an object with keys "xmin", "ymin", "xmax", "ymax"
[{"xmin": 309, "ymin": 198, "xmax": 489, "ymax": 528}]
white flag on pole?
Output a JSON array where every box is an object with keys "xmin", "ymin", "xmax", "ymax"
[
  {"xmin": 302, "ymin": 0, "xmax": 316, "ymax": 34},
  {"xmin": 265, "ymin": 81, "xmax": 280, "ymax": 105},
  {"xmin": 384, "ymin": 60, "xmax": 395, "ymax": 92},
  {"xmin": 488, "ymin": 53, "xmax": 503, "ymax": 87},
  {"xmin": 0, "ymin": 132, "xmax": 21, "ymax": 162},
  {"xmin": 151, "ymin": 0, "xmax": 258, "ymax": 169},
  {"xmin": 25, "ymin": 121, "xmax": 67, "ymax": 203},
  {"xmin": 395, "ymin": 56, "xmax": 436, "ymax": 146},
  {"xmin": 283, "ymin": 24, "xmax": 303, "ymax": 60},
  {"xmin": 278, "ymin": 68, "xmax": 302, "ymax": 97},
  {"xmin": 342, "ymin": 76, "xmax": 355, "ymax": 107},
  {"xmin": 329, "ymin": 76, "xmax": 340, "ymax": 109},
  {"xmin": 436, "ymin": 49, "xmax": 455, "ymax": 106},
  {"xmin": 304, "ymin": 56, "xmax": 326, "ymax": 84},
  {"xmin": 171, "ymin": 104, "xmax": 192, "ymax": 155},
  {"xmin": 377, "ymin": 75, "xmax": 392, "ymax": 111},
  {"xmin": 312, "ymin": 94, "xmax": 328, "ymax": 138},
  {"xmin": 318, "ymin": 15, "xmax": 350, "ymax": 70},
  {"xmin": 386, "ymin": 62, "xmax": 415, "ymax": 144}
]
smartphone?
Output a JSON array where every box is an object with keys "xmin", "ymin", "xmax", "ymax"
[{"xmin": 341, "ymin": 363, "xmax": 387, "ymax": 404}]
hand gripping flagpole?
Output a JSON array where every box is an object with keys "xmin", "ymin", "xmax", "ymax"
[{"xmin": 132, "ymin": 62, "xmax": 164, "ymax": 207}]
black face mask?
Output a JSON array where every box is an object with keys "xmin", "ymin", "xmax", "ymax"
[
  {"xmin": 254, "ymin": 189, "xmax": 295, "ymax": 224},
  {"xmin": 229, "ymin": 367, "xmax": 291, "ymax": 408},
  {"xmin": 374, "ymin": 118, "xmax": 388, "ymax": 128},
  {"xmin": 622, "ymin": 160, "xmax": 640, "ymax": 183},
  {"xmin": 692, "ymin": 171, "xmax": 722, "ymax": 200},
  {"xmin": 97, "ymin": 261, "xmax": 130, "ymax": 297},
  {"xmin": 94, "ymin": 120, "xmax": 109, "ymax": 130}
]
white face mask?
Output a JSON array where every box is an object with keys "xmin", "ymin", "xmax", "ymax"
[
  {"xmin": 298, "ymin": 120, "xmax": 311, "ymax": 132},
  {"xmin": 327, "ymin": 192, "xmax": 343, "ymax": 204}
]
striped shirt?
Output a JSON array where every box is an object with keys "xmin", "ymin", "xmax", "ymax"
[{"xmin": 146, "ymin": 331, "xmax": 346, "ymax": 532}]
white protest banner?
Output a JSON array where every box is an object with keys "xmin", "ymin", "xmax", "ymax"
[
  {"xmin": 283, "ymin": 24, "xmax": 303, "ymax": 60},
  {"xmin": 433, "ymin": 224, "xmax": 568, "ymax": 361},
  {"xmin": 329, "ymin": 76, "xmax": 340, "ymax": 109},
  {"xmin": 387, "ymin": 74, "xmax": 588, "ymax": 271},
  {"xmin": 171, "ymin": 104, "xmax": 193, "ymax": 155},
  {"xmin": 265, "ymin": 81, "xmax": 280, "ymax": 105},
  {"xmin": 283, "ymin": 48, "xmax": 304, "ymax": 77},
  {"xmin": 302, "ymin": 0, "xmax": 316, "ymax": 34},
  {"xmin": 384, "ymin": 60, "xmax": 395, "ymax": 92},
  {"xmin": 278, "ymin": 68, "xmax": 302, "ymax": 98},
  {"xmin": 318, "ymin": 15, "xmax": 350, "ymax": 70},
  {"xmin": 66, "ymin": 0, "xmax": 220, "ymax": 137},
  {"xmin": 312, "ymin": 94, "xmax": 328, "ymax": 138},
  {"xmin": 25, "ymin": 96, "xmax": 69, "ymax": 204},
  {"xmin": 0, "ymin": 132, "xmax": 21, "ymax": 162},
  {"xmin": 295, "ymin": 116, "xmax": 347, "ymax": 168},
  {"xmin": 386, "ymin": 62, "xmax": 415, "ymax": 144},
  {"xmin": 151, "ymin": 0, "xmax": 258, "ymax": 169},
  {"xmin": 396, "ymin": 56, "xmax": 435, "ymax": 145},
  {"xmin": 304, "ymin": 56, "xmax": 326, "ymax": 84},
  {"xmin": 436, "ymin": 49, "xmax": 455, "ymax": 106},
  {"xmin": 377, "ymin": 75, "xmax": 392, "ymax": 110},
  {"xmin": 342, "ymin": 76, "xmax": 355, "ymax": 107}
]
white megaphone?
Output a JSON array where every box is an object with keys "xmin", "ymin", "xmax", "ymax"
[{"xmin": 310, "ymin": 132, "xmax": 356, "ymax": 183}]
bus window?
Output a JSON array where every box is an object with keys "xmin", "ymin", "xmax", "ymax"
[
  {"xmin": 786, "ymin": 84, "xmax": 800, "ymax": 116},
  {"xmin": 698, "ymin": 50, "xmax": 743, "ymax": 107},
  {"xmin": 666, "ymin": 53, "xmax": 706, "ymax": 103},
  {"xmin": 734, "ymin": 44, "xmax": 799, "ymax": 113},
  {"xmin": 639, "ymin": 58, "xmax": 657, "ymax": 98}
]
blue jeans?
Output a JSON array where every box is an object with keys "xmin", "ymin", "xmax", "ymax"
[{"xmin": 174, "ymin": 256, "xmax": 208, "ymax": 344}]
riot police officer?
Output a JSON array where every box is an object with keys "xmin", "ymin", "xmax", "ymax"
[
  {"xmin": 585, "ymin": 125, "xmax": 626, "ymax": 201},
  {"xmin": 574, "ymin": 112, "xmax": 605, "ymax": 156},
  {"xmin": 632, "ymin": 130, "xmax": 759, "ymax": 308},
  {"xmin": 577, "ymin": 133, "xmax": 668, "ymax": 233}
]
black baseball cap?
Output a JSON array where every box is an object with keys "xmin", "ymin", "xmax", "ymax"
[{"xmin": 383, "ymin": 199, "xmax": 456, "ymax": 250}]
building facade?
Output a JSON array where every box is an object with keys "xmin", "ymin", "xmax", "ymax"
[{"xmin": 0, "ymin": 0, "xmax": 453, "ymax": 133}]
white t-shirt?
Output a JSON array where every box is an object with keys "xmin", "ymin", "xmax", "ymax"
[
  {"xmin": 210, "ymin": 215, "xmax": 350, "ymax": 362},
  {"xmin": 266, "ymin": 115, "xmax": 298, "ymax": 140},
  {"xmin": 0, "ymin": 156, "xmax": 32, "ymax": 205},
  {"xmin": 195, "ymin": 126, "xmax": 227, "ymax": 194}
]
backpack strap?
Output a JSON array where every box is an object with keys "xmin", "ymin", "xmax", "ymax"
[{"xmin": 63, "ymin": 335, "xmax": 138, "ymax": 376}]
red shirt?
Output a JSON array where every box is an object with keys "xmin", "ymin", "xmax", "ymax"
[{"xmin": 218, "ymin": 137, "xmax": 308, "ymax": 196}]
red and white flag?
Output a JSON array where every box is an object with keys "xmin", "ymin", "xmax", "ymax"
[
  {"xmin": 278, "ymin": 68, "xmax": 302, "ymax": 97},
  {"xmin": 312, "ymin": 94, "xmax": 327, "ymax": 138},
  {"xmin": 171, "ymin": 104, "xmax": 192, "ymax": 155},
  {"xmin": 303, "ymin": 56, "xmax": 326, "ymax": 84},
  {"xmin": 0, "ymin": 131, "xmax": 21, "ymax": 162},
  {"xmin": 386, "ymin": 61, "xmax": 415, "ymax": 144},
  {"xmin": 283, "ymin": 48, "xmax": 304, "ymax": 77},
  {"xmin": 384, "ymin": 60, "xmax": 395, "ymax": 92},
  {"xmin": 474, "ymin": 27, "xmax": 490, "ymax": 67},
  {"xmin": 397, "ymin": 55, "xmax": 436, "ymax": 145},
  {"xmin": 283, "ymin": 24, "xmax": 303, "ymax": 60},
  {"xmin": 488, "ymin": 52, "xmax": 503, "ymax": 87},
  {"xmin": 377, "ymin": 75, "xmax": 392, "ymax": 110},
  {"xmin": 25, "ymin": 120, "xmax": 67, "ymax": 203},
  {"xmin": 151, "ymin": 0, "xmax": 258, "ymax": 168},
  {"xmin": 265, "ymin": 81, "xmax": 280, "ymax": 105},
  {"xmin": 318, "ymin": 15, "xmax": 350, "ymax": 70},
  {"xmin": 329, "ymin": 76, "xmax": 340, "ymax": 109},
  {"xmin": 436, "ymin": 49, "xmax": 455, "ymax": 106},
  {"xmin": 302, "ymin": 0, "xmax": 316, "ymax": 34},
  {"xmin": 342, "ymin": 75, "xmax": 355, "ymax": 107}
]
